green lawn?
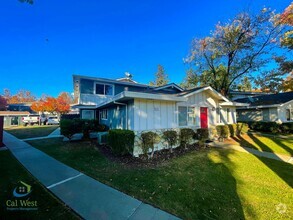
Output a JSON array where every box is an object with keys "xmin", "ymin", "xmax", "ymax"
[
  {"xmin": 27, "ymin": 138, "xmax": 293, "ymax": 220},
  {"xmin": 228, "ymin": 133, "xmax": 293, "ymax": 156},
  {"xmin": 4, "ymin": 125, "xmax": 59, "ymax": 139},
  {"xmin": 0, "ymin": 150, "xmax": 79, "ymax": 219}
]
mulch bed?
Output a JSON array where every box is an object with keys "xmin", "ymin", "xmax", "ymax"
[{"xmin": 94, "ymin": 143, "xmax": 203, "ymax": 168}]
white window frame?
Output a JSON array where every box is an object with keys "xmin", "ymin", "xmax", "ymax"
[
  {"xmin": 100, "ymin": 109, "xmax": 108, "ymax": 120},
  {"xmin": 94, "ymin": 83, "xmax": 114, "ymax": 96},
  {"xmin": 178, "ymin": 105, "xmax": 196, "ymax": 127}
]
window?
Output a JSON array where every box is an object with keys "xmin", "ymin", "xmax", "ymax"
[
  {"xmin": 227, "ymin": 108, "xmax": 230, "ymax": 123},
  {"xmin": 80, "ymin": 79, "xmax": 94, "ymax": 94},
  {"xmin": 178, "ymin": 106, "xmax": 187, "ymax": 126},
  {"xmin": 286, "ymin": 109, "xmax": 293, "ymax": 121},
  {"xmin": 82, "ymin": 110, "xmax": 95, "ymax": 119},
  {"xmin": 95, "ymin": 83, "xmax": 113, "ymax": 95},
  {"xmin": 178, "ymin": 106, "xmax": 196, "ymax": 126},
  {"xmin": 216, "ymin": 108, "xmax": 221, "ymax": 123},
  {"xmin": 100, "ymin": 109, "xmax": 108, "ymax": 120},
  {"xmin": 188, "ymin": 107, "xmax": 195, "ymax": 126}
]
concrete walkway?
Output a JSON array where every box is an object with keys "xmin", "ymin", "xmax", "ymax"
[
  {"xmin": 48, "ymin": 127, "xmax": 61, "ymax": 137},
  {"xmin": 21, "ymin": 127, "xmax": 63, "ymax": 141},
  {"xmin": 4, "ymin": 131, "xmax": 179, "ymax": 220},
  {"xmin": 208, "ymin": 141, "xmax": 293, "ymax": 164}
]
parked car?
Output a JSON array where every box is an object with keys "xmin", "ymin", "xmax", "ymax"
[
  {"xmin": 22, "ymin": 115, "xmax": 39, "ymax": 126},
  {"xmin": 47, "ymin": 116, "xmax": 59, "ymax": 125}
]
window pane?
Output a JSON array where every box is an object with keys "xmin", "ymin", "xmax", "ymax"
[
  {"xmin": 80, "ymin": 79, "xmax": 94, "ymax": 94},
  {"xmin": 95, "ymin": 84, "xmax": 104, "ymax": 95},
  {"xmin": 105, "ymin": 85, "xmax": 113, "ymax": 95},
  {"xmin": 188, "ymin": 107, "xmax": 195, "ymax": 126},
  {"xmin": 82, "ymin": 110, "xmax": 94, "ymax": 119},
  {"xmin": 178, "ymin": 106, "xmax": 187, "ymax": 126},
  {"xmin": 227, "ymin": 108, "xmax": 230, "ymax": 122},
  {"xmin": 286, "ymin": 109, "xmax": 290, "ymax": 121},
  {"xmin": 216, "ymin": 108, "xmax": 220, "ymax": 123}
]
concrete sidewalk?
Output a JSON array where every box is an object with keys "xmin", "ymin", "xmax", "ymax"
[
  {"xmin": 4, "ymin": 131, "xmax": 179, "ymax": 220},
  {"xmin": 208, "ymin": 141, "xmax": 293, "ymax": 164},
  {"xmin": 21, "ymin": 127, "xmax": 63, "ymax": 141}
]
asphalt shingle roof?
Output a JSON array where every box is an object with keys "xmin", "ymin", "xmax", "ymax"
[{"xmin": 234, "ymin": 91, "xmax": 293, "ymax": 106}]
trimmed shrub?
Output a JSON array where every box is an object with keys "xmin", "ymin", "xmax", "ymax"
[
  {"xmin": 162, "ymin": 130, "xmax": 178, "ymax": 153},
  {"xmin": 141, "ymin": 131, "xmax": 160, "ymax": 158},
  {"xmin": 280, "ymin": 123, "xmax": 293, "ymax": 134},
  {"xmin": 197, "ymin": 128, "xmax": 209, "ymax": 141},
  {"xmin": 180, "ymin": 128, "xmax": 195, "ymax": 148},
  {"xmin": 236, "ymin": 122, "xmax": 249, "ymax": 135},
  {"xmin": 248, "ymin": 121, "xmax": 280, "ymax": 134},
  {"xmin": 216, "ymin": 125, "xmax": 229, "ymax": 139},
  {"xmin": 108, "ymin": 129, "xmax": 134, "ymax": 155},
  {"xmin": 227, "ymin": 124, "xmax": 237, "ymax": 137},
  {"xmin": 60, "ymin": 119, "xmax": 81, "ymax": 141},
  {"xmin": 60, "ymin": 118, "xmax": 110, "ymax": 140}
]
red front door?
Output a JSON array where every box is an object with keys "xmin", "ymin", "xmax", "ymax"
[{"xmin": 200, "ymin": 107, "xmax": 208, "ymax": 128}]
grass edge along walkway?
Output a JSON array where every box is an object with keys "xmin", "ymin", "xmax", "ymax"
[{"xmin": 3, "ymin": 131, "xmax": 180, "ymax": 220}]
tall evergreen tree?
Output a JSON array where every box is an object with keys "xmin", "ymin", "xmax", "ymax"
[{"xmin": 150, "ymin": 64, "xmax": 169, "ymax": 86}]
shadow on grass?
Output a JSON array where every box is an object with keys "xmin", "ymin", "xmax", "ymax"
[
  {"xmin": 28, "ymin": 138, "xmax": 248, "ymax": 219},
  {"xmin": 246, "ymin": 133, "xmax": 274, "ymax": 153},
  {"xmin": 235, "ymin": 135, "xmax": 293, "ymax": 188},
  {"xmin": 109, "ymin": 149, "xmax": 248, "ymax": 219},
  {"xmin": 270, "ymin": 137, "xmax": 293, "ymax": 156}
]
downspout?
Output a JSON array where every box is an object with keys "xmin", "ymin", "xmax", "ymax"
[{"xmin": 113, "ymin": 101, "xmax": 128, "ymax": 129}]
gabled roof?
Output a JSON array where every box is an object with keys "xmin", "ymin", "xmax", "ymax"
[
  {"xmin": 177, "ymin": 87, "xmax": 205, "ymax": 96},
  {"xmin": 153, "ymin": 83, "xmax": 184, "ymax": 92},
  {"xmin": 177, "ymin": 86, "xmax": 230, "ymax": 102},
  {"xmin": 235, "ymin": 91, "xmax": 293, "ymax": 106}
]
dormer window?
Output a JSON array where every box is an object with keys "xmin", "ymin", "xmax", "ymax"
[{"xmin": 95, "ymin": 83, "xmax": 114, "ymax": 95}]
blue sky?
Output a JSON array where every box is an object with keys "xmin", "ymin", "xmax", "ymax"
[{"xmin": 0, "ymin": 0, "xmax": 290, "ymax": 97}]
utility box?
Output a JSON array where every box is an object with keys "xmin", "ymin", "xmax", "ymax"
[{"xmin": 0, "ymin": 116, "xmax": 4, "ymax": 147}]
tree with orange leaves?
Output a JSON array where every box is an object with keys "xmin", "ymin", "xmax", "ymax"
[
  {"xmin": 279, "ymin": 2, "xmax": 293, "ymax": 49},
  {"xmin": 31, "ymin": 100, "xmax": 45, "ymax": 113},
  {"xmin": 32, "ymin": 93, "xmax": 71, "ymax": 116}
]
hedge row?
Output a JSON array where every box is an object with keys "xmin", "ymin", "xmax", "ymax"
[
  {"xmin": 108, "ymin": 129, "xmax": 135, "ymax": 155},
  {"xmin": 60, "ymin": 119, "xmax": 109, "ymax": 140},
  {"xmin": 245, "ymin": 121, "xmax": 293, "ymax": 134},
  {"xmin": 214, "ymin": 123, "xmax": 249, "ymax": 139}
]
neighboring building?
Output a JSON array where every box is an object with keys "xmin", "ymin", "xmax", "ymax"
[
  {"xmin": 235, "ymin": 92, "xmax": 293, "ymax": 123},
  {"xmin": 0, "ymin": 111, "xmax": 30, "ymax": 127},
  {"xmin": 229, "ymin": 90, "xmax": 271, "ymax": 101},
  {"xmin": 73, "ymin": 73, "xmax": 245, "ymax": 156},
  {"xmin": 7, "ymin": 103, "xmax": 34, "ymax": 113}
]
